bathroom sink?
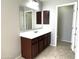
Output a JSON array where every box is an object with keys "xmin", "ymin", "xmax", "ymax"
[{"xmin": 34, "ymin": 31, "xmax": 38, "ymax": 33}]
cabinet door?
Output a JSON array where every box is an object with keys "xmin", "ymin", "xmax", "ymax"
[
  {"xmin": 44, "ymin": 38, "xmax": 48, "ymax": 48},
  {"xmin": 36, "ymin": 11, "xmax": 42, "ymax": 24},
  {"xmin": 32, "ymin": 42, "xmax": 38, "ymax": 58},
  {"xmin": 43, "ymin": 11, "xmax": 49, "ymax": 24},
  {"xmin": 48, "ymin": 37, "xmax": 51, "ymax": 45},
  {"xmin": 21, "ymin": 38, "xmax": 27, "ymax": 58},
  {"xmin": 43, "ymin": 33, "xmax": 51, "ymax": 48},
  {"xmin": 21, "ymin": 37, "xmax": 32, "ymax": 59},
  {"xmin": 47, "ymin": 33, "xmax": 51, "ymax": 45},
  {"xmin": 38, "ymin": 38, "xmax": 44, "ymax": 53}
]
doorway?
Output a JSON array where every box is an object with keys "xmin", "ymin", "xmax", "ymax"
[
  {"xmin": 57, "ymin": 5, "xmax": 74, "ymax": 54},
  {"xmin": 26, "ymin": 12, "xmax": 32, "ymax": 30},
  {"xmin": 56, "ymin": 2, "xmax": 77, "ymax": 52},
  {"xmin": 57, "ymin": 5, "xmax": 73, "ymax": 43},
  {"xmin": 24, "ymin": 11, "xmax": 32, "ymax": 30}
]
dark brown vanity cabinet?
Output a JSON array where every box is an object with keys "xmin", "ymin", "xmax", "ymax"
[
  {"xmin": 36, "ymin": 11, "xmax": 42, "ymax": 24},
  {"xmin": 21, "ymin": 32, "xmax": 51, "ymax": 59},
  {"xmin": 43, "ymin": 11, "xmax": 49, "ymax": 24}
]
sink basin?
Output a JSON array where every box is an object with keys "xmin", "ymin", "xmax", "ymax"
[{"xmin": 34, "ymin": 31, "xmax": 38, "ymax": 33}]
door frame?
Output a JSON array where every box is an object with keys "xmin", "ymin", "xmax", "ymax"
[
  {"xmin": 56, "ymin": 2, "xmax": 77, "ymax": 50},
  {"xmin": 24, "ymin": 10, "xmax": 33, "ymax": 30},
  {"xmin": 75, "ymin": 1, "xmax": 79, "ymax": 59}
]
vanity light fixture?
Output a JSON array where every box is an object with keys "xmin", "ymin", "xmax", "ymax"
[{"xmin": 26, "ymin": 0, "xmax": 39, "ymax": 10}]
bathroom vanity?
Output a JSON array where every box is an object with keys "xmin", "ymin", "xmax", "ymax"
[
  {"xmin": 19, "ymin": 1, "xmax": 51, "ymax": 59},
  {"xmin": 20, "ymin": 29, "xmax": 51, "ymax": 59}
]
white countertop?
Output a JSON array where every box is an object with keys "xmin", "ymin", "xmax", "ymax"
[{"xmin": 20, "ymin": 28, "xmax": 51, "ymax": 39}]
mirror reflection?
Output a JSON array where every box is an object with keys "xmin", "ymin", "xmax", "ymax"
[{"xmin": 19, "ymin": 6, "xmax": 43, "ymax": 32}]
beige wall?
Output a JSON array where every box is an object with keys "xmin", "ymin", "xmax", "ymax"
[
  {"xmin": 1, "ymin": 0, "xmax": 43, "ymax": 58},
  {"xmin": 1, "ymin": 0, "xmax": 21, "ymax": 59}
]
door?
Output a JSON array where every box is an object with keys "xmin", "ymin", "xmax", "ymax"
[{"xmin": 71, "ymin": 2, "xmax": 77, "ymax": 52}]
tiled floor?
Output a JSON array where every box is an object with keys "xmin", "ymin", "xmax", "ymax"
[{"xmin": 19, "ymin": 41, "xmax": 74, "ymax": 59}]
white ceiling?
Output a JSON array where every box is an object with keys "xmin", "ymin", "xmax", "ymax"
[{"xmin": 39, "ymin": 0, "xmax": 48, "ymax": 2}]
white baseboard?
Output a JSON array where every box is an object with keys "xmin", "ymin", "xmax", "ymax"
[
  {"xmin": 61, "ymin": 40, "xmax": 71, "ymax": 43},
  {"xmin": 15, "ymin": 55, "xmax": 21, "ymax": 59},
  {"xmin": 50, "ymin": 43, "xmax": 56, "ymax": 47}
]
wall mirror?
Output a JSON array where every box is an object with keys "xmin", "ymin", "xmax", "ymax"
[{"xmin": 19, "ymin": 6, "xmax": 43, "ymax": 32}]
